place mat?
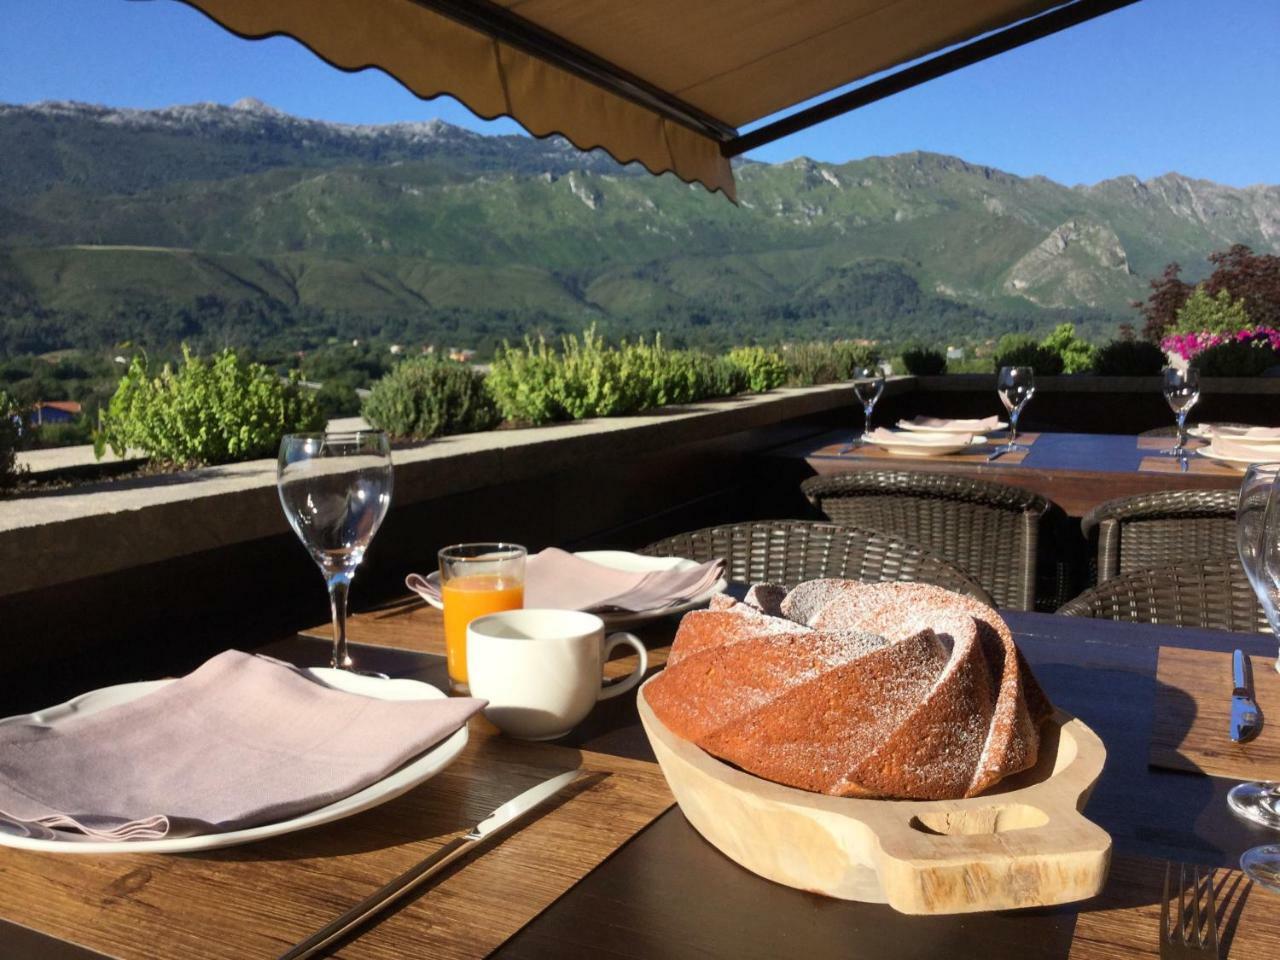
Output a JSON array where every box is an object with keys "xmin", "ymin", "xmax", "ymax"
[
  {"xmin": 808, "ymin": 438, "xmax": 1034, "ymax": 465},
  {"xmin": 1138, "ymin": 455, "xmax": 1244, "ymax": 477},
  {"xmin": 1150, "ymin": 646, "xmax": 1280, "ymax": 780},
  {"xmin": 1136, "ymin": 436, "xmax": 1207, "ymax": 451},
  {"xmin": 0, "ymin": 727, "xmax": 674, "ymax": 960},
  {"xmin": 1070, "ymin": 854, "xmax": 1280, "ymax": 958}
]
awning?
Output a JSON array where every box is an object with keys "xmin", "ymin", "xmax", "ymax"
[{"xmin": 175, "ymin": 0, "xmax": 1138, "ymax": 200}]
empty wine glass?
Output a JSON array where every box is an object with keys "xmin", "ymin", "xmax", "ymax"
[
  {"xmin": 842, "ymin": 366, "xmax": 884, "ymax": 452},
  {"xmin": 1162, "ymin": 366, "xmax": 1200, "ymax": 456},
  {"xmin": 994, "ymin": 366, "xmax": 1035, "ymax": 454},
  {"xmin": 1231, "ymin": 466, "xmax": 1280, "ymax": 889},
  {"xmin": 278, "ymin": 431, "xmax": 393, "ymax": 671}
]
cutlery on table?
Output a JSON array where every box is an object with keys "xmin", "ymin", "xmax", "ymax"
[
  {"xmin": 278, "ymin": 769, "xmax": 585, "ymax": 960},
  {"xmin": 986, "ymin": 448, "xmax": 1006, "ymax": 463},
  {"xmin": 1230, "ymin": 649, "xmax": 1262, "ymax": 743},
  {"xmin": 1160, "ymin": 862, "xmax": 1220, "ymax": 959}
]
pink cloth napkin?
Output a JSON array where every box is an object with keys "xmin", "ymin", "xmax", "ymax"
[
  {"xmin": 408, "ymin": 548, "xmax": 725, "ymax": 613},
  {"xmin": 900, "ymin": 415, "xmax": 1001, "ymax": 432},
  {"xmin": 0, "ymin": 651, "xmax": 484, "ymax": 842}
]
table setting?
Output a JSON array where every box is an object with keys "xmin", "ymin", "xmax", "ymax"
[{"xmin": 8, "ymin": 427, "xmax": 1280, "ymax": 959}]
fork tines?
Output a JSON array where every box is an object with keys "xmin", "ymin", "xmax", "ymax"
[{"xmin": 1160, "ymin": 861, "xmax": 1220, "ymax": 958}]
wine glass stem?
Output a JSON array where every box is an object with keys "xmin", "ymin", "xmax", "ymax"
[
  {"xmin": 1176, "ymin": 410, "xmax": 1188, "ymax": 450},
  {"xmin": 327, "ymin": 572, "xmax": 353, "ymax": 670},
  {"xmin": 1009, "ymin": 410, "xmax": 1019, "ymax": 448},
  {"xmin": 863, "ymin": 403, "xmax": 874, "ymax": 436}
]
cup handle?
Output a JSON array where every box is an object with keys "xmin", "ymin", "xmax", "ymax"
[{"xmin": 598, "ymin": 632, "xmax": 648, "ymax": 701}]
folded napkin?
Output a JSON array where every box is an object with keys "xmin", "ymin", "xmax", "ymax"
[
  {"xmin": 408, "ymin": 548, "xmax": 725, "ymax": 614},
  {"xmin": 0, "ymin": 651, "xmax": 484, "ymax": 842},
  {"xmin": 899, "ymin": 415, "xmax": 1001, "ymax": 432},
  {"xmin": 1209, "ymin": 434, "xmax": 1280, "ymax": 462},
  {"xmin": 1212, "ymin": 425, "xmax": 1280, "ymax": 440},
  {"xmin": 866, "ymin": 427, "xmax": 973, "ymax": 445}
]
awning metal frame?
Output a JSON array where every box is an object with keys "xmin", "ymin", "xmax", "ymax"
[{"xmin": 417, "ymin": 0, "xmax": 1140, "ymax": 157}]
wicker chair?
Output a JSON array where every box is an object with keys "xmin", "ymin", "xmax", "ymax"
[
  {"xmin": 1057, "ymin": 555, "xmax": 1268, "ymax": 633},
  {"xmin": 1081, "ymin": 489, "xmax": 1239, "ymax": 584},
  {"xmin": 800, "ymin": 471, "xmax": 1049, "ymax": 611},
  {"xmin": 640, "ymin": 519, "xmax": 993, "ymax": 605}
]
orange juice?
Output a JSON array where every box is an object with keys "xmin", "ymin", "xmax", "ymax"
[{"xmin": 441, "ymin": 574, "xmax": 524, "ymax": 684}]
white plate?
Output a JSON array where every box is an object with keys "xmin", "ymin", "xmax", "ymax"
[
  {"xmin": 897, "ymin": 420, "xmax": 1006, "ymax": 433},
  {"xmin": 418, "ymin": 551, "xmax": 727, "ymax": 627},
  {"xmin": 868, "ymin": 433, "xmax": 981, "ymax": 457},
  {"xmin": 1195, "ymin": 448, "xmax": 1257, "ymax": 469},
  {"xmin": 0, "ymin": 669, "xmax": 467, "ymax": 854}
]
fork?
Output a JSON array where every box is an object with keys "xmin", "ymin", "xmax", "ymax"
[{"xmin": 1160, "ymin": 862, "xmax": 1220, "ymax": 958}]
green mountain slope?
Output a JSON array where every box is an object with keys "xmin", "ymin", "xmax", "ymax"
[{"xmin": 1, "ymin": 100, "xmax": 1277, "ymax": 356}]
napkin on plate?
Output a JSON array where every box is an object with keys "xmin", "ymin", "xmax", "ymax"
[
  {"xmin": 407, "ymin": 547, "xmax": 725, "ymax": 613},
  {"xmin": 865, "ymin": 427, "xmax": 973, "ymax": 446},
  {"xmin": 898, "ymin": 415, "xmax": 1001, "ymax": 432},
  {"xmin": 1211, "ymin": 425, "xmax": 1280, "ymax": 440},
  {"xmin": 0, "ymin": 651, "xmax": 484, "ymax": 842}
]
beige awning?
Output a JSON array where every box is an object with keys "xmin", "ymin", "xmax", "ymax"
[{"xmin": 177, "ymin": 1, "xmax": 1132, "ymax": 200}]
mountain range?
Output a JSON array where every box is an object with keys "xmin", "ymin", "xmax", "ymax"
[{"xmin": 1, "ymin": 98, "xmax": 1277, "ymax": 356}]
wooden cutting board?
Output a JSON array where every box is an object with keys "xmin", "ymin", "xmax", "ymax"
[
  {"xmin": 1150, "ymin": 646, "xmax": 1280, "ymax": 780},
  {"xmin": 1070, "ymin": 854, "xmax": 1280, "ymax": 958},
  {"xmin": 0, "ymin": 729, "xmax": 673, "ymax": 960}
]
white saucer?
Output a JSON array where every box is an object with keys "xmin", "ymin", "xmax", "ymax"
[
  {"xmin": 418, "ymin": 551, "xmax": 728, "ymax": 627},
  {"xmin": 0, "ymin": 669, "xmax": 467, "ymax": 854},
  {"xmin": 1194, "ymin": 448, "xmax": 1256, "ymax": 469}
]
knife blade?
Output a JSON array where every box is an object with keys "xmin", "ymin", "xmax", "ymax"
[
  {"xmin": 1230, "ymin": 649, "xmax": 1262, "ymax": 743},
  {"xmin": 278, "ymin": 769, "xmax": 584, "ymax": 960}
]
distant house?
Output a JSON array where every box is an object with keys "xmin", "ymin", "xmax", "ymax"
[
  {"xmin": 946, "ymin": 346, "xmax": 966, "ymax": 360},
  {"xmin": 29, "ymin": 401, "xmax": 82, "ymax": 425},
  {"xmin": 448, "ymin": 348, "xmax": 477, "ymax": 363}
]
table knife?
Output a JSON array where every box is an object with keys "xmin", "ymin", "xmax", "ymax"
[
  {"xmin": 278, "ymin": 769, "xmax": 584, "ymax": 960},
  {"xmin": 1230, "ymin": 649, "xmax": 1262, "ymax": 743}
]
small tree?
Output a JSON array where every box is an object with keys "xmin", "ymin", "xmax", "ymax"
[
  {"xmin": 1041, "ymin": 323, "xmax": 1098, "ymax": 374},
  {"xmin": 0, "ymin": 390, "xmax": 25, "ymax": 491}
]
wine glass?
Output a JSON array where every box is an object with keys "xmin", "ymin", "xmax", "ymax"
[
  {"xmin": 842, "ymin": 366, "xmax": 884, "ymax": 452},
  {"xmin": 1162, "ymin": 366, "xmax": 1200, "ymax": 457},
  {"xmin": 995, "ymin": 366, "xmax": 1035, "ymax": 454},
  {"xmin": 277, "ymin": 431, "xmax": 393, "ymax": 671},
  {"xmin": 1231, "ymin": 466, "xmax": 1280, "ymax": 889}
]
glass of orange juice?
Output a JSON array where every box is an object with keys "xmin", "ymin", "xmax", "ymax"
[{"xmin": 438, "ymin": 543, "xmax": 526, "ymax": 691}]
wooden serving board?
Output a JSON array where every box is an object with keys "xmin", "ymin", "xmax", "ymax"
[
  {"xmin": 0, "ymin": 729, "xmax": 673, "ymax": 960},
  {"xmin": 638, "ymin": 684, "xmax": 1110, "ymax": 915},
  {"xmin": 1151, "ymin": 645, "xmax": 1280, "ymax": 780}
]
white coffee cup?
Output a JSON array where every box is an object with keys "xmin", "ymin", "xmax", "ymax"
[{"xmin": 466, "ymin": 609, "xmax": 648, "ymax": 740}]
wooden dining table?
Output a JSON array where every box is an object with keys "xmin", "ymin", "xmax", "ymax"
[
  {"xmin": 4, "ymin": 596, "xmax": 1280, "ymax": 959},
  {"xmin": 770, "ymin": 430, "xmax": 1244, "ymax": 518}
]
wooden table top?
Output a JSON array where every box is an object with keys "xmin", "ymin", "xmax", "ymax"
[
  {"xmin": 771, "ymin": 431, "xmax": 1243, "ymax": 518},
  {"xmin": 9, "ymin": 598, "xmax": 1280, "ymax": 959}
]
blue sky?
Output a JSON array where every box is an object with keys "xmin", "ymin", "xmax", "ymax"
[{"xmin": 2, "ymin": 0, "xmax": 1276, "ymax": 188}]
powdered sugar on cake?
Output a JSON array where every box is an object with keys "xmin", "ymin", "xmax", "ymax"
[{"xmin": 644, "ymin": 579, "xmax": 1053, "ymax": 800}]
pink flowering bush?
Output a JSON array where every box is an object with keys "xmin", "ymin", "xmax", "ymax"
[{"xmin": 1162, "ymin": 327, "xmax": 1280, "ymax": 361}]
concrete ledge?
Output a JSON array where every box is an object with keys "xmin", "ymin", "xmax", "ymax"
[
  {"xmin": 0, "ymin": 382, "xmax": 881, "ymax": 598},
  {"xmin": 916, "ymin": 375, "xmax": 1280, "ymax": 394}
]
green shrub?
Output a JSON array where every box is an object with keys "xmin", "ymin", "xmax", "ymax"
[
  {"xmin": 899, "ymin": 343, "xmax": 947, "ymax": 375},
  {"xmin": 783, "ymin": 341, "xmax": 878, "ymax": 385},
  {"xmin": 363, "ymin": 357, "xmax": 500, "ymax": 440},
  {"xmin": 95, "ymin": 347, "xmax": 324, "ymax": 466},
  {"xmin": 486, "ymin": 329, "xmax": 748, "ymax": 425},
  {"xmin": 1041, "ymin": 323, "xmax": 1098, "ymax": 374},
  {"xmin": 315, "ymin": 379, "xmax": 363, "ymax": 420},
  {"xmin": 725, "ymin": 346, "xmax": 788, "ymax": 393},
  {"xmin": 1171, "ymin": 286, "xmax": 1251, "ymax": 335},
  {"xmin": 0, "ymin": 390, "xmax": 24, "ymax": 490},
  {"xmin": 991, "ymin": 334, "xmax": 1065, "ymax": 375},
  {"xmin": 33, "ymin": 419, "xmax": 93, "ymax": 448},
  {"xmin": 1093, "ymin": 339, "xmax": 1167, "ymax": 376},
  {"xmin": 1191, "ymin": 336, "xmax": 1280, "ymax": 377}
]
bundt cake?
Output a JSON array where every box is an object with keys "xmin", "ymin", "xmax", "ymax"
[{"xmin": 642, "ymin": 579, "xmax": 1053, "ymax": 800}]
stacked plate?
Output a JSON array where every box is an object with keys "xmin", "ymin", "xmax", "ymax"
[
  {"xmin": 863, "ymin": 428, "xmax": 986, "ymax": 458},
  {"xmin": 1197, "ymin": 426, "xmax": 1280, "ymax": 467}
]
